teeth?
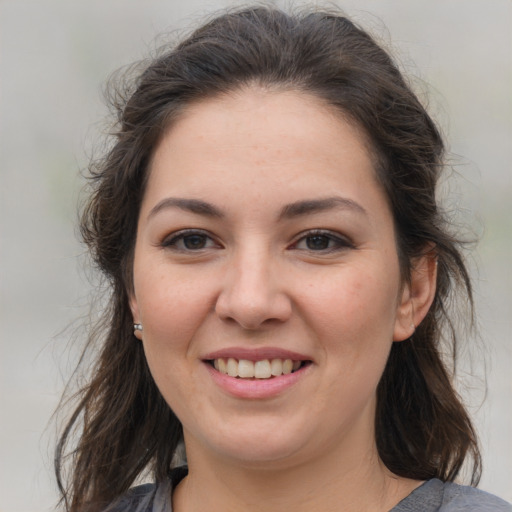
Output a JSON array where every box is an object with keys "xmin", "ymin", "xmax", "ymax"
[
  {"xmin": 254, "ymin": 360, "xmax": 271, "ymax": 379},
  {"xmin": 238, "ymin": 359, "xmax": 254, "ymax": 378},
  {"xmin": 212, "ymin": 358, "xmax": 304, "ymax": 379},
  {"xmin": 227, "ymin": 357, "xmax": 238, "ymax": 377},
  {"xmin": 270, "ymin": 358, "xmax": 282, "ymax": 376},
  {"xmin": 218, "ymin": 358, "xmax": 227, "ymax": 374},
  {"xmin": 282, "ymin": 359, "xmax": 293, "ymax": 375}
]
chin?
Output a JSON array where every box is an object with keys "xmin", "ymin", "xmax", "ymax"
[
  {"xmin": 216, "ymin": 443, "xmax": 306, "ymax": 469},
  {"xmin": 188, "ymin": 418, "xmax": 315, "ymax": 468}
]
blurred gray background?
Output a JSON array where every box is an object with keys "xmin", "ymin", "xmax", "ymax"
[{"xmin": 0, "ymin": 1, "xmax": 510, "ymax": 510}]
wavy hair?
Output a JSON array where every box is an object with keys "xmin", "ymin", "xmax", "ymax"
[{"xmin": 55, "ymin": 6, "xmax": 481, "ymax": 511}]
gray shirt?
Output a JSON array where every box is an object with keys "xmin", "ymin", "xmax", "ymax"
[
  {"xmin": 393, "ymin": 478, "xmax": 511, "ymax": 511},
  {"xmin": 109, "ymin": 468, "xmax": 511, "ymax": 512}
]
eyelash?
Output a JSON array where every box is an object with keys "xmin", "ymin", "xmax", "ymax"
[
  {"xmin": 290, "ymin": 229, "xmax": 354, "ymax": 253},
  {"xmin": 161, "ymin": 229, "xmax": 353, "ymax": 254},
  {"xmin": 161, "ymin": 229, "xmax": 220, "ymax": 251}
]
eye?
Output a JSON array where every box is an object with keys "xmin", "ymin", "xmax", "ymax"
[
  {"xmin": 291, "ymin": 230, "xmax": 353, "ymax": 252},
  {"xmin": 162, "ymin": 230, "xmax": 219, "ymax": 251}
]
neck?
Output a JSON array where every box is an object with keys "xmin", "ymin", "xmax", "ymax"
[{"xmin": 173, "ymin": 434, "xmax": 421, "ymax": 512}]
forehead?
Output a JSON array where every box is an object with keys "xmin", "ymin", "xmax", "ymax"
[
  {"xmin": 163, "ymin": 87, "xmax": 374, "ymax": 152},
  {"xmin": 147, "ymin": 88, "xmax": 379, "ymax": 193},
  {"xmin": 140, "ymin": 87, "xmax": 396, "ymax": 250}
]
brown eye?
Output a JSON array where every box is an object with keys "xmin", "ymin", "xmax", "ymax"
[
  {"xmin": 305, "ymin": 235, "xmax": 331, "ymax": 250},
  {"xmin": 162, "ymin": 230, "xmax": 219, "ymax": 251},
  {"xmin": 182, "ymin": 234, "xmax": 208, "ymax": 249},
  {"xmin": 292, "ymin": 230, "xmax": 353, "ymax": 252}
]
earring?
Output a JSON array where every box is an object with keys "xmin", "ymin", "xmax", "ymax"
[{"xmin": 134, "ymin": 323, "xmax": 143, "ymax": 333}]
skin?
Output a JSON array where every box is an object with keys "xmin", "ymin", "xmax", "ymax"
[{"xmin": 130, "ymin": 88, "xmax": 437, "ymax": 512}]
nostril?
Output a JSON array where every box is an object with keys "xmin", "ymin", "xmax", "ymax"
[{"xmin": 215, "ymin": 292, "xmax": 293, "ymax": 330}]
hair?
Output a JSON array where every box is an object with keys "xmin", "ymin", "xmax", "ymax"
[{"xmin": 55, "ymin": 5, "xmax": 481, "ymax": 512}]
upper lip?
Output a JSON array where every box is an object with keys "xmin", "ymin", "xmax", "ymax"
[{"xmin": 202, "ymin": 347, "xmax": 312, "ymax": 362}]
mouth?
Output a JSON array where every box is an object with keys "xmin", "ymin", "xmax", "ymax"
[{"xmin": 206, "ymin": 358, "xmax": 312, "ymax": 379}]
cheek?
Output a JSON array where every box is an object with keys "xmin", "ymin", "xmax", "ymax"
[
  {"xmin": 298, "ymin": 263, "xmax": 401, "ymax": 363},
  {"xmin": 134, "ymin": 267, "xmax": 216, "ymax": 362},
  {"xmin": 304, "ymin": 267, "xmax": 399, "ymax": 331},
  {"xmin": 136, "ymin": 275, "xmax": 210, "ymax": 407}
]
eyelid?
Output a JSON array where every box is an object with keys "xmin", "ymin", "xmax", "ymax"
[
  {"xmin": 161, "ymin": 228, "xmax": 222, "ymax": 251},
  {"xmin": 289, "ymin": 229, "xmax": 354, "ymax": 251}
]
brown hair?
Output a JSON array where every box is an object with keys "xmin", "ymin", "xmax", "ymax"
[{"xmin": 55, "ymin": 6, "xmax": 481, "ymax": 511}]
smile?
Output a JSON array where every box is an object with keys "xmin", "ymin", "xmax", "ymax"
[{"xmin": 210, "ymin": 358, "xmax": 309, "ymax": 379}]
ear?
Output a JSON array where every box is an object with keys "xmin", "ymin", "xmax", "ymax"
[
  {"xmin": 393, "ymin": 251, "xmax": 437, "ymax": 342},
  {"xmin": 129, "ymin": 292, "xmax": 143, "ymax": 341}
]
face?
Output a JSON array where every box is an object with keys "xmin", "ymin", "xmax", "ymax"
[{"xmin": 130, "ymin": 89, "xmax": 419, "ymax": 469}]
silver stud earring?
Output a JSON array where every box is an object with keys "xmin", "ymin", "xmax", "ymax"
[{"xmin": 134, "ymin": 323, "xmax": 143, "ymax": 333}]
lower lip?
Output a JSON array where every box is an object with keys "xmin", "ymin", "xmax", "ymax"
[{"xmin": 204, "ymin": 363, "xmax": 309, "ymax": 399}]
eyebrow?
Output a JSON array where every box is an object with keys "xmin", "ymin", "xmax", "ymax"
[
  {"xmin": 147, "ymin": 195, "xmax": 367, "ymax": 221},
  {"xmin": 279, "ymin": 197, "xmax": 367, "ymax": 219},
  {"xmin": 148, "ymin": 197, "xmax": 224, "ymax": 219}
]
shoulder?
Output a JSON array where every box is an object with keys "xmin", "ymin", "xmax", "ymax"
[
  {"xmin": 104, "ymin": 483, "xmax": 157, "ymax": 512},
  {"xmin": 440, "ymin": 481, "xmax": 512, "ymax": 511},
  {"xmin": 393, "ymin": 479, "xmax": 511, "ymax": 512},
  {"xmin": 103, "ymin": 467, "xmax": 187, "ymax": 512}
]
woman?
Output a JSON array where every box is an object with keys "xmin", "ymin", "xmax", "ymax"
[{"xmin": 55, "ymin": 6, "xmax": 511, "ymax": 512}]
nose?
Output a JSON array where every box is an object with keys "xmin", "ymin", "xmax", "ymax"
[{"xmin": 215, "ymin": 247, "xmax": 292, "ymax": 330}]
